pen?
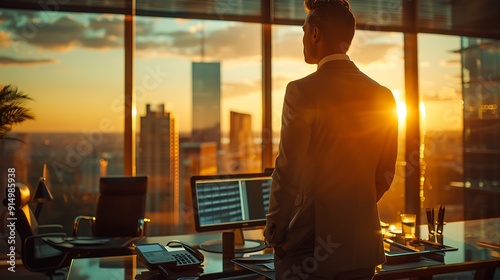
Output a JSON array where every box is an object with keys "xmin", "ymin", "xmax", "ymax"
[
  {"xmin": 436, "ymin": 205, "xmax": 445, "ymax": 235},
  {"xmin": 426, "ymin": 208, "xmax": 435, "ymax": 241}
]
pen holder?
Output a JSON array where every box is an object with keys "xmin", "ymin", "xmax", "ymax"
[{"xmin": 428, "ymin": 205, "xmax": 446, "ymax": 245}]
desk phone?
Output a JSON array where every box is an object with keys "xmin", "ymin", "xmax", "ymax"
[{"xmin": 135, "ymin": 241, "xmax": 204, "ymax": 271}]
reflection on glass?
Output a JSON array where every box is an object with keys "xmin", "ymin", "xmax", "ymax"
[
  {"xmin": 461, "ymin": 37, "xmax": 500, "ymax": 220},
  {"xmin": 0, "ymin": 10, "xmax": 125, "ymax": 237}
]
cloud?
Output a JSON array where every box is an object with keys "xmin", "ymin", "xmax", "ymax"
[
  {"xmin": 81, "ymin": 16, "xmax": 124, "ymax": 49},
  {"xmin": 89, "ymin": 16, "xmax": 123, "ymax": 37},
  {"xmin": 136, "ymin": 19, "xmax": 156, "ymax": 36},
  {"xmin": 205, "ymin": 24, "xmax": 260, "ymax": 59},
  {"xmin": 0, "ymin": 55, "xmax": 57, "ymax": 66},
  {"xmin": 136, "ymin": 40, "xmax": 167, "ymax": 51},
  {"xmin": 81, "ymin": 36, "xmax": 122, "ymax": 49},
  {"xmin": 1, "ymin": 12, "xmax": 125, "ymax": 51},
  {"xmin": 1, "ymin": 11, "xmax": 398, "ymax": 65},
  {"xmin": 137, "ymin": 23, "xmax": 261, "ymax": 60},
  {"xmin": 169, "ymin": 30, "xmax": 201, "ymax": 49},
  {"xmin": 273, "ymin": 31, "xmax": 303, "ymax": 59},
  {"xmin": 349, "ymin": 42, "xmax": 400, "ymax": 65},
  {"xmin": 11, "ymin": 16, "xmax": 86, "ymax": 51},
  {"xmin": 223, "ymin": 79, "xmax": 261, "ymax": 98}
]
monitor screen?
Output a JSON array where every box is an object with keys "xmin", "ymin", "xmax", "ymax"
[{"xmin": 190, "ymin": 172, "xmax": 272, "ymax": 253}]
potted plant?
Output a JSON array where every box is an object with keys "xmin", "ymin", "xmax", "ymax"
[{"xmin": 0, "ymin": 84, "xmax": 35, "ymax": 141}]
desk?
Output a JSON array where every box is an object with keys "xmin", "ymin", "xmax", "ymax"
[
  {"xmin": 66, "ymin": 230, "xmax": 269, "ymax": 280},
  {"xmin": 66, "ymin": 219, "xmax": 500, "ymax": 280},
  {"xmin": 374, "ymin": 218, "xmax": 500, "ymax": 280}
]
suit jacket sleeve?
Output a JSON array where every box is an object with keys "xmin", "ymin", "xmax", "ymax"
[{"xmin": 264, "ymin": 81, "xmax": 313, "ymax": 247}]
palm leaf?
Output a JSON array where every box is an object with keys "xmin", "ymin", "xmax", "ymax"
[
  {"xmin": 0, "ymin": 84, "xmax": 35, "ymax": 139},
  {"xmin": 0, "ymin": 84, "xmax": 33, "ymax": 104}
]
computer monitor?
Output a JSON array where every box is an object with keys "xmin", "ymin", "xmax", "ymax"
[{"xmin": 190, "ymin": 172, "xmax": 272, "ymax": 253}]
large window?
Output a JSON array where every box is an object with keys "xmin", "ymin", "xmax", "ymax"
[
  {"xmin": 134, "ymin": 18, "xmax": 262, "ymax": 235},
  {"xmin": 1, "ymin": 6, "xmax": 499, "ymax": 246},
  {"xmin": 0, "ymin": 10, "xmax": 124, "ymax": 234},
  {"xmin": 461, "ymin": 37, "xmax": 500, "ymax": 220},
  {"xmin": 418, "ymin": 34, "xmax": 464, "ymax": 222}
]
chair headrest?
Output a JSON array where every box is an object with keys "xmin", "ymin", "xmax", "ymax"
[
  {"xmin": 99, "ymin": 176, "xmax": 148, "ymax": 195},
  {"xmin": 2, "ymin": 183, "xmax": 31, "ymax": 209}
]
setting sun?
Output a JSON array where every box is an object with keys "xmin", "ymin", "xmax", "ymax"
[{"xmin": 392, "ymin": 89, "xmax": 407, "ymax": 124}]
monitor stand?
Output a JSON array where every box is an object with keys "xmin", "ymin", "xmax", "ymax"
[{"xmin": 199, "ymin": 228, "xmax": 267, "ymax": 253}]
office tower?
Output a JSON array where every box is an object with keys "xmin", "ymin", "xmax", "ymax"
[
  {"xmin": 229, "ymin": 111, "xmax": 258, "ymax": 173},
  {"xmin": 191, "ymin": 62, "xmax": 221, "ymax": 147},
  {"xmin": 138, "ymin": 104, "xmax": 179, "ymax": 234},
  {"xmin": 461, "ymin": 38, "xmax": 500, "ymax": 219},
  {"xmin": 179, "ymin": 142, "xmax": 218, "ymax": 233},
  {"xmin": 99, "ymin": 157, "xmax": 109, "ymax": 177}
]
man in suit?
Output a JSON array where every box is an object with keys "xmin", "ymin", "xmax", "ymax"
[{"xmin": 264, "ymin": 0, "xmax": 399, "ymax": 279}]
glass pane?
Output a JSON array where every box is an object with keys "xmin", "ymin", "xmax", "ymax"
[
  {"xmin": 461, "ymin": 37, "xmax": 500, "ymax": 220},
  {"xmin": 135, "ymin": 17, "xmax": 262, "ymax": 235},
  {"xmin": 272, "ymin": 26, "xmax": 405, "ymax": 225},
  {"xmin": 418, "ymin": 34, "xmax": 464, "ymax": 222},
  {"xmin": 0, "ymin": 10, "xmax": 124, "ymax": 235}
]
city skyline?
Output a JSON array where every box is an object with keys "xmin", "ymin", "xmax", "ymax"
[{"xmin": 0, "ymin": 11, "xmax": 462, "ymax": 136}]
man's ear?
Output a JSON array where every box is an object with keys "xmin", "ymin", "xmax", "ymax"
[{"xmin": 312, "ymin": 26, "xmax": 321, "ymax": 43}]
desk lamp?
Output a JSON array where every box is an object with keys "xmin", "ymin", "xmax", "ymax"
[{"xmin": 33, "ymin": 176, "xmax": 53, "ymax": 219}]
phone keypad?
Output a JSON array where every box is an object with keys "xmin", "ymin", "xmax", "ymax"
[{"xmin": 173, "ymin": 252, "xmax": 198, "ymax": 265}]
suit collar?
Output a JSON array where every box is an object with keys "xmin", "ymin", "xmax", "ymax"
[
  {"xmin": 316, "ymin": 59, "xmax": 358, "ymax": 72},
  {"xmin": 317, "ymin": 54, "xmax": 350, "ymax": 70}
]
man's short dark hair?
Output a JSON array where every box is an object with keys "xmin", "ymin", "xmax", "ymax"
[{"xmin": 304, "ymin": 0, "xmax": 356, "ymax": 52}]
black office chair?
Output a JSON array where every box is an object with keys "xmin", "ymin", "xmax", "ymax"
[
  {"xmin": 73, "ymin": 175, "xmax": 150, "ymax": 238},
  {"xmin": 2, "ymin": 182, "xmax": 71, "ymax": 279}
]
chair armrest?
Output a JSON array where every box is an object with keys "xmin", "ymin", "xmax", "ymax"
[
  {"xmin": 137, "ymin": 218, "xmax": 151, "ymax": 236},
  {"xmin": 73, "ymin": 216, "xmax": 95, "ymax": 237},
  {"xmin": 23, "ymin": 232, "xmax": 70, "ymax": 272},
  {"xmin": 37, "ymin": 224, "xmax": 65, "ymax": 234},
  {"xmin": 26, "ymin": 232, "xmax": 68, "ymax": 245}
]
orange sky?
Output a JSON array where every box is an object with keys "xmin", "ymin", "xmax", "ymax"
[{"xmin": 0, "ymin": 13, "xmax": 462, "ymax": 134}]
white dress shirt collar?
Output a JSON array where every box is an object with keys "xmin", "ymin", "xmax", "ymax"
[{"xmin": 317, "ymin": 53, "xmax": 350, "ymax": 70}]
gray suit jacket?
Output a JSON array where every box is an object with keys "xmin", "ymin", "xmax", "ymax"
[{"xmin": 265, "ymin": 60, "xmax": 398, "ymax": 276}]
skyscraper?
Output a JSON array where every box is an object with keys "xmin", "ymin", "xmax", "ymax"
[
  {"xmin": 179, "ymin": 141, "xmax": 218, "ymax": 233},
  {"xmin": 229, "ymin": 111, "xmax": 257, "ymax": 173},
  {"xmin": 138, "ymin": 104, "xmax": 179, "ymax": 234},
  {"xmin": 191, "ymin": 62, "xmax": 221, "ymax": 147}
]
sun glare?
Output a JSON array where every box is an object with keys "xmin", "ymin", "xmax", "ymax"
[{"xmin": 392, "ymin": 89, "xmax": 407, "ymax": 123}]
